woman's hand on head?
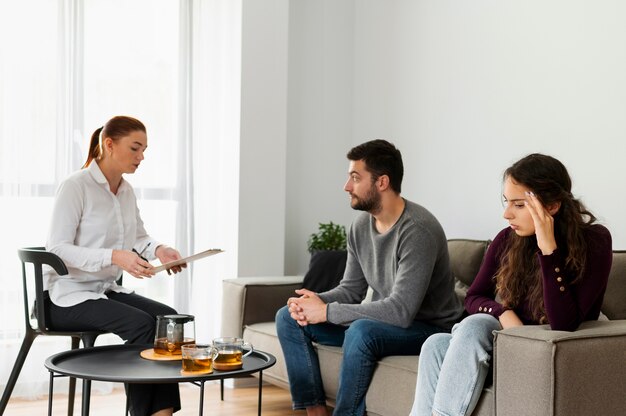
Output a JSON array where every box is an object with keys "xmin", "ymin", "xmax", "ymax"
[
  {"xmin": 112, "ymin": 249, "xmax": 155, "ymax": 279},
  {"xmin": 525, "ymin": 192, "xmax": 558, "ymax": 255},
  {"xmin": 155, "ymin": 245, "xmax": 186, "ymax": 275}
]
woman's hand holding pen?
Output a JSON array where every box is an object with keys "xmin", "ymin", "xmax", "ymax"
[
  {"xmin": 155, "ymin": 245, "xmax": 186, "ymax": 275},
  {"xmin": 112, "ymin": 249, "xmax": 156, "ymax": 279}
]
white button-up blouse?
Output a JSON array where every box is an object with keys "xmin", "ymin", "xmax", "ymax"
[{"xmin": 45, "ymin": 162, "xmax": 160, "ymax": 307}]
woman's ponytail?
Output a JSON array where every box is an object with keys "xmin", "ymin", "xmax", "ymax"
[{"xmin": 82, "ymin": 127, "xmax": 103, "ymax": 168}]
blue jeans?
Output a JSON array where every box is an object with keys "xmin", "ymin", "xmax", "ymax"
[
  {"xmin": 410, "ymin": 314, "xmax": 501, "ymax": 416},
  {"xmin": 275, "ymin": 306, "xmax": 446, "ymax": 415}
]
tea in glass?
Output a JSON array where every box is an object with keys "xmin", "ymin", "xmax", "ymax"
[
  {"xmin": 154, "ymin": 337, "xmax": 195, "ymax": 355},
  {"xmin": 212, "ymin": 337, "xmax": 253, "ymax": 371},
  {"xmin": 153, "ymin": 314, "xmax": 195, "ymax": 355},
  {"xmin": 181, "ymin": 344, "xmax": 218, "ymax": 374}
]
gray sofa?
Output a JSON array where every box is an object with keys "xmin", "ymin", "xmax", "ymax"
[{"xmin": 221, "ymin": 240, "xmax": 626, "ymax": 416}]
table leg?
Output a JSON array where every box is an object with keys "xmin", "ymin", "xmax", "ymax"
[
  {"xmin": 220, "ymin": 379, "xmax": 224, "ymax": 401},
  {"xmin": 258, "ymin": 371, "xmax": 263, "ymax": 416},
  {"xmin": 48, "ymin": 372, "xmax": 54, "ymax": 416},
  {"xmin": 81, "ymin": 379, "xmax": 91, "ymax": 416},
  {"xmin": 198, "ymin": 381, "xmax": 205, "ymax": 416}
]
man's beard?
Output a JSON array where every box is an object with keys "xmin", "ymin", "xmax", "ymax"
[{"xmin": 350, "ymin": 184, "xmax": 382, "ymax": 213}]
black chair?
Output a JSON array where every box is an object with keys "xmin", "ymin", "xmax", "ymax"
[{"xmin": 0, "ymin": 247, "xmax": 107, "ymax": 416}]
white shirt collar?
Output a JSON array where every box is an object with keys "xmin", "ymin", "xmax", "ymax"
[{"xmin": 87, "ymin": 161, "xmax": 130, "ymax": 193}]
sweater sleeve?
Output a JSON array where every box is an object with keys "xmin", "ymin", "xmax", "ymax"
[
  {"xmin": 321, "ymin": 224, "xmax": 441, "ymax": 328},
  {"xmin": 317, "ymin": 239, "xmax": 369, "ymax": 306},
  {"xmin": 541, "ymin": 225, "xmax": 612, "ymax": 331},
  {"xmin": 465, "ymin": 228, "xmax": 508, "ymax": 318}
]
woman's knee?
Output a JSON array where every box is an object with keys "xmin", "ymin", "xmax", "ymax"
[
  {"xmin": 159, "ymin": 304, "xmax": 178, "ymax": 316},
  {"xmin": 450, "ymin": 314, "xmax": 500, "ymax": 358},
  {"xmin": 420, "ymin": 332, "xmax": 450, "ymax": 354},
  {"xmin": 452, "ymin": 314, "xmax": 501, "ymax": 338}
]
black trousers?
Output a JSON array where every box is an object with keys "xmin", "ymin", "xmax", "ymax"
[{"xmin": 46, "ymin": 291, "xmax": 181, "ymax": 416}]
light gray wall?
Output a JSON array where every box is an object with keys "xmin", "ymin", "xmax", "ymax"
[
  {"xmin": 285, "ymin": 1, "xmax": 357, "ymax": 275},
  {"xmin": 238, "ymin": 0, "xmax": 289, "ymax": 276},
  {"xmin": 283, "ymin": 0, "xmax": 626, "ymax": 275}
]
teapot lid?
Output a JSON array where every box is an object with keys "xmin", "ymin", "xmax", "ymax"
[{"xmin": 158, "ymin": 314, "xmax": 195, "ymax": 323}]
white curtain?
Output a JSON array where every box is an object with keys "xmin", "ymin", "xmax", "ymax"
[
  {"xmin": 0, "ymin": 0, "xmax": 241, "ymax": 400},
  {"xmin": 186, "ymin": 0, "xmax": 242, "ymax": 345}
]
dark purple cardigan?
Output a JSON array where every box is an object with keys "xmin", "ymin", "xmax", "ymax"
[{"xmin": 465, "ymin": 224, "xmax": 612, "ymax": 331}]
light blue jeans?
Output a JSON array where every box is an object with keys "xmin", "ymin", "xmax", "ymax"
[
  {"xmin": 275, "ymin": 306, "xmax": 445, "ymax": 416},
  {"xmin": 409, "ymin": 314, "xmax": 502, "ymax": 416}
]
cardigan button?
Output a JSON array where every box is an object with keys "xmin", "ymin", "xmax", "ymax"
[
  {"xmin": 559, "ymin": 286, "xmax": 565, "ymax": 292},
  {"xmin": 555, "ymin": 267, "xmax": 561, "ymax": 273},
  {"xmin": 557, "ymin": 277, "xmax": 563, "ymax": 282}
]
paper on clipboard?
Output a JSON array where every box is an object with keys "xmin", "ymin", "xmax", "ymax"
[{"xmin": 153, "ymin": 248, "xmax": 223, "ymax": 273}]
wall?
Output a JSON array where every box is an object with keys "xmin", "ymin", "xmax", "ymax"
[
  {"xmin": 238, "ymin": 0, "xmax": 289, "ymax": 276},
  {"xmin": 285, "ymin": 1, "xmax": 356, "ymax": 275},
  {"xmin": 284, "ymin": 0, "xmax": 626, "ymax": 275}
]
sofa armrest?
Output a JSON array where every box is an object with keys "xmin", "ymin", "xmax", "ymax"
[
  {"xmin": 221, "ymin": 276, "xmax": 303, "ymax": 338},
  {"xmin": 493, "ymin": 320, "xmax": 626, "ymax": 416}
]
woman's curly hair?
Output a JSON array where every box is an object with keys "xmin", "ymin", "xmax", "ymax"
[{"xmin": 495, "ymin": 154, "xmax": 596, "ymax": 323}]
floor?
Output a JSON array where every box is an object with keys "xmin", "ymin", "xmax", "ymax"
[{"xmin": 4, "ymin": 380, "xmax": 307, "ymax": 415}]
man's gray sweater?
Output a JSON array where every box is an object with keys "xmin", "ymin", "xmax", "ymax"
[{"xmin": 318, "ymin": 199, "xmax": 463, "ymax": 330}]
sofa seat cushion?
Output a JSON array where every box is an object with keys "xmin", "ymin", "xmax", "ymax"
[
  {"xmin": 243, "ymin": 322, "xmax": 291, "ymax": 389},
  {"xmin": 243, "ymin": 321, "xmax": 494, "ymax": 416}
]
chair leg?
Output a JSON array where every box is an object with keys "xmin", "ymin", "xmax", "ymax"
[
  {"xmin": 67, "ymin": 336, "xmax": 81, "ymax": 416},
  {"xmin": 0, "ymin": 331, "xmax": 37, "ymax": 414}
]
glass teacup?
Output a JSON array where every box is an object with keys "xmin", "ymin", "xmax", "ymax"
[
  {"xmin": 181, "ymin": 344, "xmax": 218, "ymax": 374},
  {"xmin": 212, "ymin": 337, "xmax": 253, "ymax": 371}
]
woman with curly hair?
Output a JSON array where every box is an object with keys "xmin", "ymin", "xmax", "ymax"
[{"xmin": 410, "ymin": 153, "xmax": 613, "ymax": 416}]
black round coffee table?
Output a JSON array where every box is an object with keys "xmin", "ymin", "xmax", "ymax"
[{"xmin": 45, "ymin": 344, "xmax": 276, "ymax": 416}]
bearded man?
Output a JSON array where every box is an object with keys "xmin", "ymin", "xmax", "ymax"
[{"xmin": 276, "ymin": 139, "xmax": 463, "ymax": 416}]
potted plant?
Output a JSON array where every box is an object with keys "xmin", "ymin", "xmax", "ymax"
[
  {"xmin": 307, "ymin": 221, "xmax": 347, "ymax": 253},
  {"xmin": 303, "ymin": 222, "xmax": 348, "ymax": 292}
]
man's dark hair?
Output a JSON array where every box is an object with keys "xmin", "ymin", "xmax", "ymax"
[{"xmin": 347, "ymin": 139, "xmax": 403, "ymax": 193}]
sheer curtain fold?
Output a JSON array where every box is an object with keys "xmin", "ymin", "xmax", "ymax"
[
  {"xmin": 174, "ymin": 0, "xmax": 194, "ymax": 312},
  {"xmin": 57, "ymin": 0, "xmax": 85, "ymax": 179},
  {"xmin": 188, "ymin": 0, "xmax": 241, "ymax": 343}
]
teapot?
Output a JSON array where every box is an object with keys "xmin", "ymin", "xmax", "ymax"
[{"xmin": 153, "ymin": 314, "xmax": 195, "ymax": 355}]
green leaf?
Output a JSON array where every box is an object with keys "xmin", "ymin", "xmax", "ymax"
[{"xmin": 307, "ymin": 221, "xmax": 347, "ymax": 253}]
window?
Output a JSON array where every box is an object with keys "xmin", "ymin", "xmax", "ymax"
[
  {"xmin": 0, "ymin": 0, "xmax": 241, "ymax": 399},
  {"xmin": 0, "ymin": 0, "xmax": 185, "ymax": 396}
]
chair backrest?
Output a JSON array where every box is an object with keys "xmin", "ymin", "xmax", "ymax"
[{"xmin": 18, "ymin": 247, "xmax": 68, "ymax": 334}]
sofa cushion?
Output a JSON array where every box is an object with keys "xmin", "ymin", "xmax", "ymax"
[
  {"xmin": 243, "ymin": 322, "xmax": 291, "ymax": 389},
  {"xmin": 310, "ymin": 339, "xmax": 494, "ymax": 416},
  {"xmin": 602, "ymin": 250, "xmax": 626, "ymax": 320},
  {"xmin": 448, "ymin": 239, "xmax": 490, "ymax": 287},
  {"xmin": 302, "ymin": 250, "xmax": 347, "ymax": 293}
]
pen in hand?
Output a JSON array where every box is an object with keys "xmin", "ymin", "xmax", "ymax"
[{"xmin": 132, "ymin": 242, "xmax": 151, "ymax": 262}]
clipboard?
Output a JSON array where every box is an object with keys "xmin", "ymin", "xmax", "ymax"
[{"xmin": 153, "ymin": 248, "xmax": 223, "ymax": 273}]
